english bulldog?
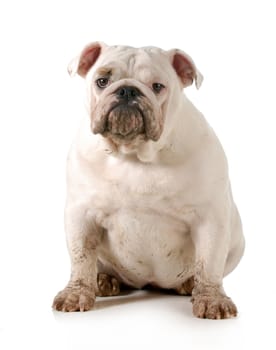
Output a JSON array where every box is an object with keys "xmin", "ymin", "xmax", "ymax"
[{"xmin": 52, "ymin": 42, "xmax": 245, "ymax": 319}]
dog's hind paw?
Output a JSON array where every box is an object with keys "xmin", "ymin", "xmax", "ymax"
[{"xmin": 96, "ymin": 273, "xmax": 121, "ymax": 297}]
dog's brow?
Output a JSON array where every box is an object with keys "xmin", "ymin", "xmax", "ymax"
[{"xmin": 96, "ymin": 67, "xmax": 113, "ymax": 76}]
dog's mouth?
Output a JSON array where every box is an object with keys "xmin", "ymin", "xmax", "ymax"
[
  {"xmin": 92, "ymin": 86, "xmax": 164, "ymax": 143},
  {"xmin": 102, "ymin": 103, "xmax": 145, "ymax": 141}
]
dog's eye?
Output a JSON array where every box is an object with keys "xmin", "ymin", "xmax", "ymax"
[
  {"xmin": 96, "ymin": 77, "xmax": 109, "ymax": 88},
  {"xmin": 152, "ymin": 83, "xmax": 165, "ymax": 94}
]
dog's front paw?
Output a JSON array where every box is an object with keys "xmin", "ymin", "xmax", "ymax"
[
  {"xmin": 52, "ymin": 281, "xmax": 95, "ymax": 312},
  {"xmin": 192, "ymin": 294, "xmax": 238, "ymax": 319}
]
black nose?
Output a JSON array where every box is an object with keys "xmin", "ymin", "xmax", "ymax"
[{"xmin": 116, "ymin": 86, "xmax": 141, "ymax": 100}]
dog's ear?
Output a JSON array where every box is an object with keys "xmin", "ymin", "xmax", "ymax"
[
  {"xmin": 167, "ymin": 49, "xmax": 203, "ymax": 89},
  {"xmin": 68, "ymin": 42, "xmax": 106, "ymax": 78}
]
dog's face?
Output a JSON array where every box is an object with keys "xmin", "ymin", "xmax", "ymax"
[{"xmin": 69, "ymin": 42, "xmax": 203, "ymax": 147}]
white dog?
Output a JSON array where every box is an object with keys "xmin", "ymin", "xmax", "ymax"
[{"xmin": 53, "ymin": 42, "xmax": 245, "ymax": 319}]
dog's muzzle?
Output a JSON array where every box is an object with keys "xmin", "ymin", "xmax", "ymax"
[
  {"xmin": 92, "ymin": 84, "xmax": 163, "ymax": 142},
  {"xmin": 106, "ymin": 103, "xmax": 145, "ymax": 139},
  {"xmin": 104, "ymin": 86, "xmax": 144, "ymax": 140}
]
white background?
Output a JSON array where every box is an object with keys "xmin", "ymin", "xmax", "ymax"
[{"xmin": 0, "ymin": 0, "xmax": 275, "ymax": 349}]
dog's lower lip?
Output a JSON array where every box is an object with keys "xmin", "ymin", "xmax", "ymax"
[{"xmin": 104, "ymin": 104, "xmax": 145, "ymax": 137}]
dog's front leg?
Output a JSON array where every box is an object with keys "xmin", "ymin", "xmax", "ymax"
[
  {"xmin": 53, "ymin": 205, "xmax": 101, "ymax": 312},
  {"xmin": 191, "ymin": 204, "xmax": 237, "ymax": 319}
]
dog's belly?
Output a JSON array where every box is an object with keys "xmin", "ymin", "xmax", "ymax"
[{"xmin": 97, "ymin": 209, "xmax": 195, "ymax": 289}]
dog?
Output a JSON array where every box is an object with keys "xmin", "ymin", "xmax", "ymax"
[{"xmin": 52, "ymin": 42, "xmax": 245, "ymax": 319}]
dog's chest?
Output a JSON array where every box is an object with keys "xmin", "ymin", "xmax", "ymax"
[
  {"xmin": 89, "ymin": 157, "xmax": 196, "ymax": 287},
  {"xmin": 93, "ymin": 156, "xmax": 194, "ymax": 222}
]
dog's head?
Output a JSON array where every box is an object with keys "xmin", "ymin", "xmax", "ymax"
[{"xmin": 69, "ymin": 42, "xmax": 203, "ymax": 152}]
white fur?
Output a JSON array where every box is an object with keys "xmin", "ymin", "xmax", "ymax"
[{"xmin": 55, "ymin": 44, "xmax": 245, "ymax": 317}]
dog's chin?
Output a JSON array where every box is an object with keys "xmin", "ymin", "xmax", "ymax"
[{"xmin": 101, "ymin": 104, "xmax": 146, "ymax": 144}]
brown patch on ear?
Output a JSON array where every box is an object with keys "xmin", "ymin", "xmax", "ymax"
[
  {"xmin": 173, "ymin": 53, "xmax": 195, "ymax": 87},
  {"xmin": 78, "ymin": 45, "xmax": 101, "ymax": 77},
  {"xmin": 168, "ymin": 49, "xmax": 203, "ymax": 89},
  {"xmin": 68, "ymin": 41, "xmax": 105, "ymax": 78}
]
